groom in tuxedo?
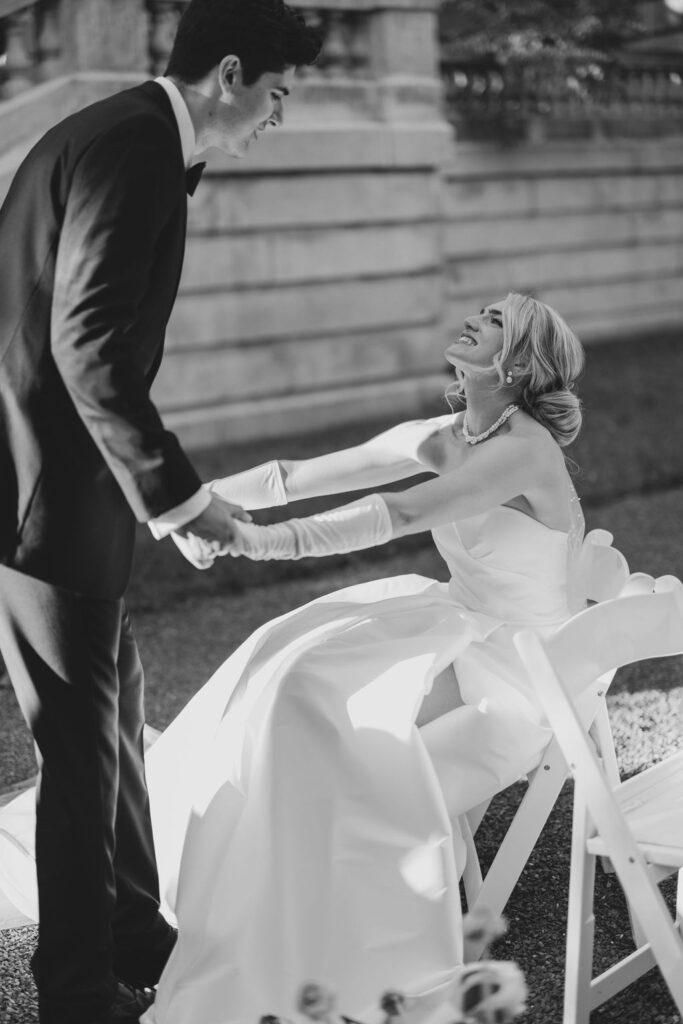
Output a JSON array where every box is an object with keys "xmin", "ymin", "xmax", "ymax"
[{"xmin": 0, "ymin": 1, "xmax": 320, "ymax": 1021}]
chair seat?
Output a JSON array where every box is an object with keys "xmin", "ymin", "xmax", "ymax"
[{"xmin": 587, "ymin": 750, "xmax": 683, "ymax": 867}]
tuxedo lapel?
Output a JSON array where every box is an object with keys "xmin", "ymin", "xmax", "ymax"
[{"xmin": 137, "ymin": 80, "xmax": 188, "ymax": 180}]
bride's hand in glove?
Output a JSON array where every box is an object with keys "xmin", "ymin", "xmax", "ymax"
[{"xmin": 174, "ymin": 494, "xmax": 252, "ymax": 568}]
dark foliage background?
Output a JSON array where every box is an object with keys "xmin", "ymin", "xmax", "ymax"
[{"xmin": 440, "ymin": 0, "xmax": 648, "ymax": 63}]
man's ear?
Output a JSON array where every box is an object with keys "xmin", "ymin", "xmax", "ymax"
[{"xmin": 218, "ymin": 54, "xmax": 241, "ymax": 94}]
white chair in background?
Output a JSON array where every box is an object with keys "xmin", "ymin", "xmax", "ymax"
[
  {"xmin": 461, "ymin": 530, "xmax": 633, "ymax": 946},
  {"xmin": 514, "ymin": 581, "xmax": 683, "ymax": 1023}
]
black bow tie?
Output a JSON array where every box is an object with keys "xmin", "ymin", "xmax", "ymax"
[{"xmin": 186, "ymin": 162, "xmax": 206, "ymax": 196}]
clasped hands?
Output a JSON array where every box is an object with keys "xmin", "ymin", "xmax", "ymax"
[{"xmin": 171, "ymin": 493, "xmax": 249, "ymax": 570}]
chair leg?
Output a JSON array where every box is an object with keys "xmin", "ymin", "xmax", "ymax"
[
  {"xmin": 677, "ymin": 868, "xmax": 683, "ymax": 933},
  {"xmin": 564, "ymin": 794, "xmax": 596, "ymax": 1024},
  {"xmin": 589, "ymin": 702, "xmax": 649, "ymax": 948},
  {"xmin": 603, "ymin": 854, "xmax": 683, "ymax": 1014},
  {"xmin": 467, "ymin": 755, "xmax": 567, "ymax": 950},
  {"xmin": 460, "ymin": 801, "xmax": 490, "ymax": 912},
  {"xmin": 590, "ymin": 699, "xmax": 620, "ymax": 789},
  {"xmin": 590, "ymin": 700, "xmax": 620, "ymax": 877},
  {"xmin": 465, "ymin": 798, "xmax": 491, "ymax": 838},
  {"xmin": 460, "ymin": 813, "xmax": 483, "ymax": 910},
  {"xmin": 625, "ymin": 893, "xmax": 648, "ymax": 950}
]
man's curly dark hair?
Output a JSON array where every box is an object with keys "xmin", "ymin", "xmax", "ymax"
[{"xmin": 166, "ymin": 0, "xmax": 322, "ymax": 85}]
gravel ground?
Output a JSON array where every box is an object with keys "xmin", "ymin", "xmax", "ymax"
[{"xmin": 1, "ymin": 484, "xmax": 682, "ymax": 1024}]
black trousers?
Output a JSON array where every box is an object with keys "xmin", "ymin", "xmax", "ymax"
[{"xmin": 0, "ymin": 565, "xmax": 173, "ymax": 1023}]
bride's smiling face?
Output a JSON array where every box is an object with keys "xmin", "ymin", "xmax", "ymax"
[{"xmin": 445, "ymin": 299, "xmax": 507, "ymax": 373}]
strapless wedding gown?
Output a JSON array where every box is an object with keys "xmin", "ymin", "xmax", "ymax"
[{"xmin": 0, "ymin": 497, "xmax": 583, "ymax": 1022}]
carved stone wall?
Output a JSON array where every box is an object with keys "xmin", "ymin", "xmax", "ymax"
[
  {"xmin": 442, "ymin": 141, "xmax": 683, "ymax": 344},
  {"xmin": 1, "ymin": 0, "xmax": 683, "ymax": 448}
]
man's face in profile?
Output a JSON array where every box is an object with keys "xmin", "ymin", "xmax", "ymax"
[{"xmin": 216, "ymin": 62, "xmax": 294, "ymax": 158}]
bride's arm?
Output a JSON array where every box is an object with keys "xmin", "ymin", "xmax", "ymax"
[
  {"xmin": 280, "ymin": 418, "xmax": 447, "ymax": 499},
  {"xmin": 207, "ymin": 418, "xmax": 448, "ymax": 509},
  {"xmin": 384, "ymin": 434, "xmax": 547, "ymax": 537},
  {"xmin": 226, "ymin": 434, "xmax": 548, "ymax": 563}
]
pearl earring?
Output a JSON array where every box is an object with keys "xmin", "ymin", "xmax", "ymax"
[{"xmin": 505, "ymin": 370, "xmax": 513, "ymax": 385}]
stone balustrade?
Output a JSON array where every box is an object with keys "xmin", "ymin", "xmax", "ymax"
[
  {"xmin": 145, "ymin": 0, "xmax": 442, "ymax": 118},
  {"xmin": 6, "ymin": 1, "xmax": 683, "ymax": 132},
  {"xmin": 147, "ymin": 1, "xmax": 373, "ymax": 81},
  {"xmin": 0, "ymin": 0, "xmax": 186, "ymax": 94},
  {"xmin": 144, "ymin": 0, "xmax": 374, "ymax": 100},
  {"xmin": 0, "ymin": 0, "xmax": 62, "ymax": 99},
  {"xmin": 442, "ymin": 56, "xmax": 683, "ymax": 141},
  {"xmin": 296, "ymin": 7, "xmax": 371, "ymax": 79},
  {"xmin": 0, "ymin": 0, "xmax": 442, "ymax": 116},
  {"xmin": 147, "ymin": 0, "xmax": 185, "ymax": 77}
]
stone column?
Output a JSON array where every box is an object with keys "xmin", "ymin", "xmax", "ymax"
[
  {"xmin": 34, "ymin": 0, "xmax": 65, "ymax": 82},
  {"xmin": 366, "ymin": 0, "xmax": 444, "ymax": 120},
  {"xmin": 292, "ymin": 0, "xmax": 444, "ymax": 121},
  {"xmin": 147, "ymin": 0, "xmax": 184, "ymax": 77},
  {"xmin": 1, "ymin": 7, "xmax": 35, "ymax": 99},
  {"xmin": 58, "ymin": 0, "xmax": 149, "ymax": 73}
]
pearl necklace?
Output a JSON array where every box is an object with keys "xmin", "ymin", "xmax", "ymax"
[{"xmin": 462, "ymin": 403, "xmax": 519, "ymax": 445}]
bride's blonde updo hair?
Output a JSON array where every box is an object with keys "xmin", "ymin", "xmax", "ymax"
[{"xmin": 447, "ymin": 292, "xmax": 585, "ymax": 447}]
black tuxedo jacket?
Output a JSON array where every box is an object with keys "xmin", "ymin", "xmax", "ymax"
[{"xmin": 0, "ymin": 82, "xmax": 201, "ymax": 599}]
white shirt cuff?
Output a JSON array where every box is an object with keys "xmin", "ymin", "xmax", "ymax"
[{"xmin": 147, "ymin": 487, "xmax": 211, "ymax": 540}]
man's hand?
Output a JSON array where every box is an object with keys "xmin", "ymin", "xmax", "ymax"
[{"xmin": 172, "ymin": 494, "xmax": 251, "ymax": 569}]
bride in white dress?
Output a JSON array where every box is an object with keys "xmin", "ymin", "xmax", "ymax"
[{"xmin": 0, "ymin": 292, "xmax": 585, "ymax": 1022}]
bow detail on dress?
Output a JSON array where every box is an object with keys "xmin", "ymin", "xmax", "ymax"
[{"xmin": 186, "ymin": 162, "xmax": 206, "ymax": 196}]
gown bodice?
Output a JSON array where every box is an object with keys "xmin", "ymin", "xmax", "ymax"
[
  {"xmin": 405, "ymin": 412, "xmax": 585, "ymax": 629},
  {"xmin": 433, "ymin": 505, "xmax": 575, "ymax": 629}
]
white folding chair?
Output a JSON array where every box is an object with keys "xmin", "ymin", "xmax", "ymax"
[
  {"xmin": 461, "ymin": 530, "xmax": 634, "ymax": 945},
  {"xmin": 514, "ymin": 581, "xmax": 683, "ymax": 1023}
]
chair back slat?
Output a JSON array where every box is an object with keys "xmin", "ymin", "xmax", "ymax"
[
  {"xmin": 576, "ymin": 530, "xmax": 630, "ymax": 604},
  {"xmin": 514, "ymin": 584, "xmax": 683, "ymax": 843},
  {"xmin": 541, "ymin": 586, "xmax": 683, "ymax": 700}
]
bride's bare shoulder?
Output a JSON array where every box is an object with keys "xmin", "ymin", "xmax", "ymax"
[
  {"xmin": 416, "ymin": 411, "xmax": 465, "ymax": 473},
  {"xmin": 507, "ymin": 411, "xmax": 568, "ymax": 483},
  {"xmin": 509, "ymin": 411, "xmax": 561, "ymax": 455}
]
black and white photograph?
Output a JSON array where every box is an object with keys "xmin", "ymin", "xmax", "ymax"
[{"xmin": 0, "ymin": 1, "xmax": 682, "ymax": 1022}]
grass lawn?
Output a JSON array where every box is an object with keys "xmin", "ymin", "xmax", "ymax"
[{"xmin": 1, "ymin": 330, "xmax": 682, "ymax": 1023}]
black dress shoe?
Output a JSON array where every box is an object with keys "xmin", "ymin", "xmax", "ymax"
[
  {"xmin": 114, "ymin": 927, "xmax": 177, "ymax": 990},
  {"xmin": 90, "ymin": 981, "xmax": 155, "ymax": 1023}
]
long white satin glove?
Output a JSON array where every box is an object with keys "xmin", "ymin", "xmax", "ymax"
[
  {"xmin": 228, "ymin": 494, "xmax": 393, "ymax": 561},
  {"xmin": 205, "ymin": 460, "xmax": 287, "ymax": 511},
  {"xmin": 170, "ymin": 462, "xmax": 286, "ymax": 569},
  {"xmin": 171, "ymin": 532, "xmax": 215, "ymax": 570},
  {"xmin": 170, "ymin": 494, "xmax": 253, "ymax": 570}
]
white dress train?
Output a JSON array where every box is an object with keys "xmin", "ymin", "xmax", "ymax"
[{"xmin": 0, "ymin": 434, "xmax": 584, "ymax": 1023}]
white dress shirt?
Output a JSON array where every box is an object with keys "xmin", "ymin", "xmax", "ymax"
[
  {"xmin": 154, "ymin": 75, "xmax": 196, "ymax": 169},
  {"xmin": 147, "ymin": 77, "xmax": 210, "ymax": 540}
]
